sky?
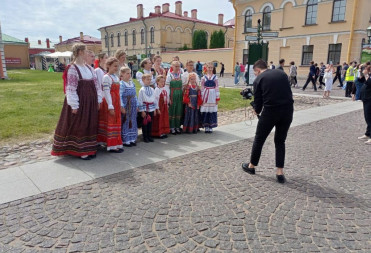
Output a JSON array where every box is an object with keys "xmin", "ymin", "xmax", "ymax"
[{"xmin": 0, "ymin": 0, "xmax": 235, "ymax": 43}]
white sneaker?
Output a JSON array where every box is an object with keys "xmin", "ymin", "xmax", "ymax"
[
  {"xmin": 365, "ymin": 139, "xmax": 371, "ymax": 145},
  {"xmin": 358, "ymin": 135, "xmax": 370, "ymax": 140}
]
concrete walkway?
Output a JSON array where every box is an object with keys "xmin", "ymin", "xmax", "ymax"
[{"xmin": 0, "ymin": 101, "xmax": 363, "ymax": 205}]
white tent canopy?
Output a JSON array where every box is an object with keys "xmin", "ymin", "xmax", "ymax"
[{"xmin": 45, "ymin": 51, "xmax": 72, "ymax": 58}]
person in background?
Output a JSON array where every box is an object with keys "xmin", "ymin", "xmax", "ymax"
[
  {"xmin": 345, "ymin": 61, "xmax": 356, "ymax": 97},
  {"xmin": 341, "ymin": 62, "xmax": 349, "ymax": 86},
  {"xmin": 323, "ymin": 64, "xmax": 334, "ymax": 99},
  {"xmin": 240, "ymin": 63, "xmax": 245, "ymax": 84},
  {"xmin": 302, "ymin": 61, "xmax": 317, "ymax": 91},
  {"xmin": 220, "ymin": 62, "xmax": 225, "ymax": 77},
  {"xmin": 318, "ymin": 62, "xmax": 326, "ymax": 89},
  {"xmin": 242, "ymin": 60, "xmax": 294, "ymax": 184},
  {"xmin": 183, "ymin": 60, "xmax": 200, "ymax": 85},
  {"xmin": 196, "ymin": 61, "xmax": 203, "ymax": 78},
  {"xmin": 95, "ymin": 52, "xmax": 108, "ymax": 90},
  {"xmin": 277, "ymin": 59, "xmax": 285, "ymax": 71},
  {"xmin": 289, "ymin": 61, "xmax": 298, "ymax": 88},
  {"xmin": 357, "ymin": 65, "xmax": 371, "ymax": 145},
  {"xmin": 115, "ymin": 50, "xmax": 128, "ymax": 76},
  {"xmin": 355, "ymin": 64, "xmax": 366, "ymax": 101},
  {"xmin": 314, "ymin": 63, "xmax": 320, "ymax": 89},
  {"xmin": 173, "ymin": 56, "xmax": 184, "ymax": 69},
  {"xmin": 136, "ymin": 58, "xmax": 156, "ymax": 88},
  {"xmin": 332, "ymin": 62, "xmax": 343, "ymax": 87},
  {"xmin": 234, "ymin": 62, "xmax": 241, "ymax": 85},
  {"xmin": 153, "ymin": 55, "xmax": 165, "ymax": 76},
  {"xmin": 269, "ymin": 61, "xmax": 275, "ymax": 69}
]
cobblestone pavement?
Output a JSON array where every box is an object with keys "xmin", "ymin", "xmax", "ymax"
[
  {"xmin": 0, "ymin": 96, "xmax": 343, "ymax": 171},
  {"xmin": 0, "ymin": 110, "xmax": 369, "ymax": 252}
]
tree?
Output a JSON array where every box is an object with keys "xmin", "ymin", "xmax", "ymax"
[
  {"xmin": 192, "ymin": 30, "xmax": 207, "ymax": 50},
  {"xmin": 210, "ymin": 29, "xmax": 225, "ymax": 49}
]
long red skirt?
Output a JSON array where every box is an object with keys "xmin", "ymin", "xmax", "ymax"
[
  {"xmin": 152, "ymin": 93, "xmax": 170, "ymax": 137},
  {"xmin": 97, "ymin": 84, "xmax": 123, "ymax": 150}
]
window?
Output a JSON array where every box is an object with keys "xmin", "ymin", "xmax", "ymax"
[
  {"xmin": 328, "ymin": 43, "xmax": 342, "ymax": 64},
  {"xmin": 150, "ymin": 27, "xmax": 155, "ymax": 43},
  {"xmin": 302, "ymin": 45, "xmax": 314, "ymax": 65},
  {"xmin": 132, "ymin": 30, "xmax": 136, "ymax": 45},
  {"xmin": 262, "ymin": 7, "xmax": 271, "ymax": 31},
  {"xmin": 141, "ymin": 29, "xmax": 145, "ymax": 44},
  {"xmin": 117, "ymin": 33, "xmax": 121, "ymax": 47},
  {"xmin": 305, "ymin": 0, "xmax": 318, "ymax": 25},
  {"xmin": 332, "ymin": 0, "xmax": 346, "ymax": 22},
  {"xmin": 110, "ymin": 34, "xmax": 114, "ymax": 47},
  {"xmin": 124, "ymin": 31, "xmax": 128, "ymax": 46},
  {"xmin": 244, "ymin": 10, "xmax": 252, "ymax": 32},
  {"xmin": 105, "ymin": 35, "xmax": 108, "ymax": 48}
]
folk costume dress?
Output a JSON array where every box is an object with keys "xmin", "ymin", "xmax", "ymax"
[
  {"xmin": 138, "ymin": 86, "xmax": 158, "ymax": 141},
  {"xmin": 95, "ymin": 66, "xmax": 106, "ymax": 88},
  {"xmin": 200, "ymin": 74, "xmax": 220, "ymax": 129},
  {"xmin": 51, "ymin": 64, "xmax": 102, "ymax": 157},
  {"xmin": 120, "ymin": 79, "xmax": 138, "ymax": 145},
  {"xmin": 183, "ymin": 84, "xmax": 202, "ymax": 133},
  {"xmin": 166, "ymin": 71, "xmax": 186, "ymax": 130},
  {"xmin": 152, "ymin": 86, "xmax": 170, "ymax": 137},
  {"xmin": 97, "ymin": 74, "xmax": 123, "ymax": 150}
]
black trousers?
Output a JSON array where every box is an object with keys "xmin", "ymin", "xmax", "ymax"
[
  {"xmin": 319, "ymin": 76, "xmax": 325, "ymax": 87},
  {"xmin": 220, "ymin": 70, "xmax": 224, "ymax": 77},
  {"xmin": 363, "ymin": 100, "xmax": 371, "ymax": 137},
  {"xmin": 302, "ymin": 75, "xmax": 317, "ymax": 91},
  {"xmin": 142, "ymin": 111, "xmax": 154, "ymax": 140},
  {"xmin": 332, "ymin": 73, "xmax": 343, "ymax": 86},
  {"xmin": 250, "ymin": 104, "xmax": 294, "ymax": 168},
  {"xmin": 345, "ymin": 81, "xmax": 354, "ymax": 97}
]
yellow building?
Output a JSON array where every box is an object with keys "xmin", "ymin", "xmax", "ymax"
[
  {"xmin": 98, "ymin": 1, "xmax": 234, "ymax": 58},
  {"xmin": 230, "ymin": 0, "xmax": 370, "ymax": 76},
  {"xmin": 54, "ymin": 32, "xmax": 102, "ymax": 55}
]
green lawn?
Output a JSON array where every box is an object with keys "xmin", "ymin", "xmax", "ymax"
[{"xmin": 0, "ymin": 70, "xmax": 247, "ymax": 143}]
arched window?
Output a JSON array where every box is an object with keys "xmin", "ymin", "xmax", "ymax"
[
  {"xmin": 117, "ymin": 32, "xmax": 121, "ymax": 47},
  {"xmin": 104, "ymin": 35, "xmax": 108, "ymax": 48},
  {"xmin": 124, "ymin": 31, "xmax": 128, "ymax": 46},
  {"xmin": 110, "ymin": 34, "xmax": 114, "ymax": 47},
  {"xmin": 150, "ymin": 27, "xmax": 155, "ymax": 43},
  {"xmin": 332, "ymin": 0, "xmax": 346, "ymax": 22},
  {"xmin": 141, "ymin": 29, "xmax": 145, "ymax": 44},
  {"xmin": 132, "ymin": 30, "xmax": 136, "ymax": 45},
  {"xmin": 244, "ymin": 10, "xmax": 252, "ymax": 32},
  {"xmin": 262, "ymin": 6, "xmax": 271, "ymax": 31},
  {"xmin": 305, "ymin": 0, "xmax": 318, "ymax": 25}
]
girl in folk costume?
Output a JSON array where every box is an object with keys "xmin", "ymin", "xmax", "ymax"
[
  {"xmin": 119, "ymin": 67, "xmax": 138, "ymax": 147},
  {"xmin": 95, "ymin": 52, "xmax": 108, "ymax": 89},
  {"xmin": 152, "ymin": 75, "xmax": 170, "ymax": 138},
  {"xmin": 201, "ymin": 62, "xmax": 220, "ymax": 133},
  {"xmin": 136, "ymin": 58, "xmax": 156, "ymax": 88},
  {"xmin": 115, "ymin": 49, "xmax": 128, "ymax": 76},
  {"xmin": 138, "ymin": 74, "xmax": 159, "ymax": 143},
  {"xmin": 166, "ymin": 61, "xmax": 187, "ymax": 134},
  {"xmin": 183, "ymin": 60, "xmax": 200, "ymax": 85},
  {"xmin": 51, "ymin": 43, "xmax": 102, "ymax": 160},
  {"xmin": 183, "ymin": 73, "xmax": 202, "ymax": 134},
  {"xmin": 97, "ymin": 57, "xmax": 124, "ymax": 153},
  {"xmin": 153, "ymin": 55, "xmax": 166, "ymax": 76}
]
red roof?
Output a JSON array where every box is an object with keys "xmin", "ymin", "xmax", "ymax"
[
  {"xmin": 55, "ymin": 35, "xmax": 101, "ymax": 46},
  {"xmin": 99, "ymin": 11, "xmax": 228, "ymax": 30},
  {"xmin": 29, "ymin": 48, "xmax": 55, "ymax": 55},
  {"xmin": 223, "ymin": 18, "xmax": 235, "ymax": 27}
]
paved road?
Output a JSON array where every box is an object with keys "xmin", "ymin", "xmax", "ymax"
[{"xmin": 0, "ymin": 108, "xmax": 369, "ymax": 252}]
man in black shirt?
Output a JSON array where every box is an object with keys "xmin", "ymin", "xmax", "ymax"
[
  {"xmin": 332, "ymin": 62, "xmax": 343, "ymax": 87},
  {"xmin": 242, "ymin": 60, "xmax": 294, "ymax": 183},
  {"xmin": 302, "ymin": 61, "xmax": 317, "ymax": 91}
]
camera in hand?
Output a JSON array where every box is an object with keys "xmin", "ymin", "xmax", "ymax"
[{"xmin": 240, "ymin": 88, "xmax": 253, "ymax": 100}]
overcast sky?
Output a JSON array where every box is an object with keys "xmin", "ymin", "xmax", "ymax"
[{"xmin": 0, "ymin": 0, "xmax": 235, "ymax": 43}]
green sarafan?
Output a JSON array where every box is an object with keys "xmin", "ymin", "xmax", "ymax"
[{"xmin": 0, "ymin": 70, "xmax": 250, "ymax": 144}]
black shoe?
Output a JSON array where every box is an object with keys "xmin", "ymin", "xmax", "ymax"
[
  {"xmin": 148, "ymin": 137, "xmax": 154, "ymax": 142},
  {"xmin": 163, "ymin": 134, "xmax": 168, "ymax": 139},
  {"xmin": 123, "ymin": 143, "xmax": 132, "ymax": 147},
  {"xmin": 89, "ymin": 154, "xmax": 96, "ymax": 159},
  {"xmin": 193, "ymin": 130, "xmax": 197, "ymax": 134},
  {"xmin": 144, "ymin": 138, "xmax": 150, "ymax": 143},
  {"xmin": 130, "ymin": 142, "xmax": 137, "ymax": 146},
  {"xmin": 160, "ymin": 135, "xmax": 166, "ymax": 139},
  {"xmin": 171, "ymin": 130, "xmax": 177, "ymax": 135},
  {"xmin": 242, "ymin": 163, "xmax": 255, "ymax": 174},
  {"xmin": 176, "ymin": 129, "xmax": 181, "ymax": 134},
  {"xmin": 80, "ymin": 156, "xmax": 91, "ymax": 160},
  {"xmin": 276, "ymin": 174, "xmax": 286, "ymax": 184},
  {"xmin": 301, "ymin": 88, "xmax": 305, "ymax": 91},
  {"xmin": 109, "ymin": 149, "xmax": 124, "ymax": 153}
]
